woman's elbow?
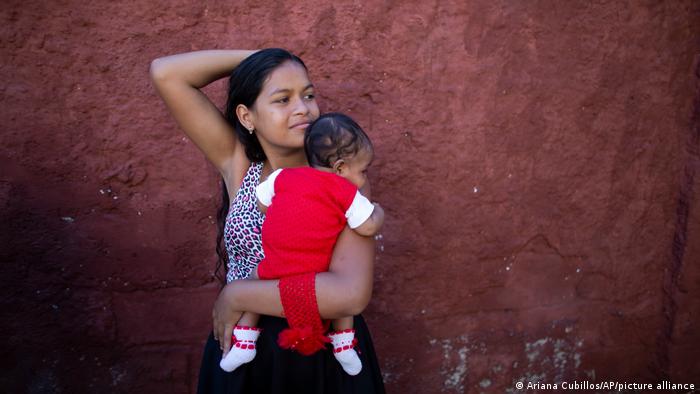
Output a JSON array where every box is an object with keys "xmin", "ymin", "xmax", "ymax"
[
  {"xmin": 345, "ymin": 282, "xmax": 373, "ymax": 316},
  {"xmin": 149, "ymin": 57, "xmax": 169, "ymax": 84}
]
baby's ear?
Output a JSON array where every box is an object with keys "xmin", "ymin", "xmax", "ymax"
[{"xmin": 332, "ymin": 159, "xmax": 346, "ymax": 174}]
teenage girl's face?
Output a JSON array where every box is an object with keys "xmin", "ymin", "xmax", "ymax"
[
  {"xmin": 249, "ymin": 61, "xmax": 320, "ymax": 154},
  {"xmin": 338, "ymin": 147, "xmax": 373, "ymax": 190}
]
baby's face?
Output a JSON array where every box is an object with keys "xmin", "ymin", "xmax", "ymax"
[{"xmin": 339, "ymin": 148, "xmax": 373, "ymax": 190}]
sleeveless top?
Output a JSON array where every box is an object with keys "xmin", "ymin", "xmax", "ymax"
[{"xmin": 224, "ymin": 162, "xmax": 265, "ymax": 283}]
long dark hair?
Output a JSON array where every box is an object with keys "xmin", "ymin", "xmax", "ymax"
[{"xmin": 215, "ymin": 48, "xmax": 308, "ymax": 283}]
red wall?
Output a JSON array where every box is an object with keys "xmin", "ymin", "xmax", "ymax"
[{"xmin": 2, "ymin": 1, "xmax": 699, "ymax": 392}]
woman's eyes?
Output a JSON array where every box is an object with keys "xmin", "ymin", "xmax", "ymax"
[{"xmin": 273, "ymin": 93, "xmax": 314, "ymax": 104}]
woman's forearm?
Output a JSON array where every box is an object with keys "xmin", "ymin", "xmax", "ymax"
[
  {"xmin": 225, "ymin": 278, "xmax": 283, "ymax": 316},
  {"xmin": 149, "ymin": 50, "xmax": 258, "ymax": 172},
  {"xmin": 150, "ymin": 49, "xmax": 257, "ymax": 88},
  {"xmin": 226, "ymin": 227, "xmax": 375, "ymax": 318}
]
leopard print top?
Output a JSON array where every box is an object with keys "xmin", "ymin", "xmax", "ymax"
[{"xmin": 224, "ymin": 161, "xmax": 266, "ymax": 282}]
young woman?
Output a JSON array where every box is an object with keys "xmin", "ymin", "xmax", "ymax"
[{"xmin": 150, "ymin": 48, "xmax": 385, "ymax": 393}]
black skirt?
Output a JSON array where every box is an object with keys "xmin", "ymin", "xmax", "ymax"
[{"xmin": 197, "ymin": 315, "xmax": 386, "ymax": 394}]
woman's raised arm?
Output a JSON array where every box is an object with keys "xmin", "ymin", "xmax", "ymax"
[
  {"xmin": 149, "ymin": 50, "xmax": 256, "ymax": 174},
  {"xmin": 213, "ymin": 226, "xmax": 375, "ymax": 351}
]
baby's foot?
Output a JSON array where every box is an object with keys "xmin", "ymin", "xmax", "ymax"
[
  {"xmin": 328, "ymin": 329, "xmax": 362, "ymax": 376},
  {"xmin": 219, "ymin": 326, "xmax": 261, "ymax": 372}
]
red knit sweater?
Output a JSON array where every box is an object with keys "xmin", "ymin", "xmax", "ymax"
[{"xmin": 257, "ymin": 167, "xmax": 357, "ymax": 280}]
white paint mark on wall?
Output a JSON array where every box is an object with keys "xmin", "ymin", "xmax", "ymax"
[
  {"xmin": 444, "ymin": 346, "xmax": 468, "ymax": 391},
  {"xmin": 430, "ymin": 335, "xmax": 470, "ymax": 393},
  {"xmin": 585, "ymin": 369, "xmax": 595, "ymax": 380},
  {"xmin": 110, "ymin": 366, "xmax": 126, "ymax": 386},
  {"xmin": 506, "ymin": 334, "xmax": 585, "ymax": 394},
  {"xmin": 381, "ymin": 357, "xmax": 405, "ymax": 385},
  {"xmin": 374, "ymin": 233, "xmax": 385, "ymax": 253}
]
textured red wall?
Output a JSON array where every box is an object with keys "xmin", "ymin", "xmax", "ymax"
[{"xmin": 2, "ymin": 1, "xmax": 699, "ymax": 393}]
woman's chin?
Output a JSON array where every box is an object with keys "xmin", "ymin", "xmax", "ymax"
[
  {"xmin": 289, "ymin": 127, "xmax": 308, "ymax": 136},
  {"xmin": 286, "ymin": 131, "xmax": 306, "ymax": 146}
]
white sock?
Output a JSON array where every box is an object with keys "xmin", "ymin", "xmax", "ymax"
[
  {"xmin": 329, "ymin": 329, "xmax": 362, "ymax": 376},
  {"xmin": 219, "ymin": 326, "xmax": 261, "ymax": 372}
]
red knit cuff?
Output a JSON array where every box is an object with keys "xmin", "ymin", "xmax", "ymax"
[{"xmin": 278, "ymin": 272, "xmax": 329, "ymax": 355}]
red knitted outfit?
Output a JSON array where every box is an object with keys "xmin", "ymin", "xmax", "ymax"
[{"xmin": 257, "ymin": 167, "xmax": 358, "ymax": 355}]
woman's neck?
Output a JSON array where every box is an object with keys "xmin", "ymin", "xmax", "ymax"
[{"xmin": 266, "ymin": 150, "xmax": 308, "ymax": 171}]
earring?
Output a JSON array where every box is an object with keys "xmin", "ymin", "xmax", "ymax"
[{"xmin": 248, "ymin": 128, "xmax": 254, "ymax": 135}]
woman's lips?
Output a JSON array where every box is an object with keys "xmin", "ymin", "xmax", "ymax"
[{"xmin": 290, "ymin": 122, "xmax": 310, "ymax": 130}]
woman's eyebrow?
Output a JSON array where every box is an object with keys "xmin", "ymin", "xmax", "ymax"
[{"xmin": 268, "ymin": 84, "xmax": 315, "ymax": 96}]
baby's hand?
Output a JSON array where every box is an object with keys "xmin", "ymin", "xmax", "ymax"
[{"xmin": 371, "ymin": 203, "xmax": 385, "ymax": 229}]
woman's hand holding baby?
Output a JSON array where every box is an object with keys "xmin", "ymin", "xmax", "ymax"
[{"xmin": 213, "ymin": 284, "xmax": 243, "ymax": 353}]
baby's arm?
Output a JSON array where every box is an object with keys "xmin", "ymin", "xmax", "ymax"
[
  {"xmin": 353, "ymin": 203, "xmax": 384, "ymax": 237},
  {"xmin": 346, "ymin": 190, "xmax": 385, "ymax": 237},
  {"xmin": 255, "ymin": 168, "xmax": 282, "ymax": 214}
]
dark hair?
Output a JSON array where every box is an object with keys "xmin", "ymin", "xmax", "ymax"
[
  {"xmin": 304, "ymin": 112, "xmax": 373, "ymax": 168},
  {"xmin": 215, "ymin": 48, "xmax": 307, "ymax": 283}
]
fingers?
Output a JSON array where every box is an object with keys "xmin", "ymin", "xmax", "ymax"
[
  {"xmin": 231, "ymin": 310, "xmax": 243, "ymax": 328},
  {"xmin": 222, "ymin": 323, "xmax": 234, "ymax": 355},
  {"xmin": 375, "ymin": 203, "xmax": 385, "ymax": 217},
  {"xmin": 216, "ymin": 318, "xmax": 225, "ymax": 351},
  {"xmin": 212, "ymin": 307, "xmax": 219, "ymax": 343}
]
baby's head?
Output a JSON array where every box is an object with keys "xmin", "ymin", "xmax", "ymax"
[{"xmin": 304, "ymin": 113, "xmax": 373, "ymax": 189}]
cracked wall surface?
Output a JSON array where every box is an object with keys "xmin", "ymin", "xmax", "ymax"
[{"xmin": 1, "ymin": 1, "xmax": 699, "ymax": 393}]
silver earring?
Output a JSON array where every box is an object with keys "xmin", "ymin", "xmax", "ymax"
[{"xmin": 248, "ymin": 128, "xmax": 254, "ymax": 135}]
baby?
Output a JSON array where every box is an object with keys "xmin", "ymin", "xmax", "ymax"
[{"xmin": 220, "ymin": 112, "xmax": 384, "ymax": 376}]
